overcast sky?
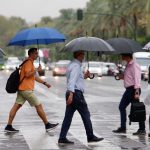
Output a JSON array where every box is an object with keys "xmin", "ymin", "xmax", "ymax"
[{"xmin": 0, "ymin": 0, "xmax": 89, "ymax": 23}]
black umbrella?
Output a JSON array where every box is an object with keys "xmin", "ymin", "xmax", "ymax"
[
  {"xmin": 106, "ymin": 37, "xmax": 142, "ymax": 54},
  {"xmin": 64, "ymin": 36, "xmax": 115, "ymax": 67},
  {"xmin": 64, "ymin": 36, "xmax": 114, "ymax": 52},
  {"xmin": 64, "ymin": 36, "xmax": 115, "ymax": 79}
]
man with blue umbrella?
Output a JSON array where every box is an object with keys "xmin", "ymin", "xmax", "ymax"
[{"xmin": 5, "ymin": 48, "xmax": 59, "ymax": 133}]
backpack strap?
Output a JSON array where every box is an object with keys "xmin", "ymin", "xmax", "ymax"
[
  {"xmin": 19, "ymin": 59, "xmax": 30, "ymax": 84},
  {"xmin": 19, "ymin": 59, "xmax": 30, "ymax": 68}
]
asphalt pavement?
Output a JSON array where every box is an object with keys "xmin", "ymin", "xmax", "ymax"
[{"xmin": 0, "ymin": 70, "xmax": 150, "ymax": 150}]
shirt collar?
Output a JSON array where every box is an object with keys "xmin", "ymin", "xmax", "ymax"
[
  {"xmin": 128, "ymin": 59, "xmax": 134, "ymax": 65},
  {"xmin": 74, "ymin": 59, "xmax": 82, "ymax": 67},
  {"xmin": 27, "ymin": 57, "xmax": 34, "ymax": 63}
]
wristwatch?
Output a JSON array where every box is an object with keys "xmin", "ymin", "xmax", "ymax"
[{"xmin": 43, "ymin": 82, "xmax": 46, "ymax": 85}]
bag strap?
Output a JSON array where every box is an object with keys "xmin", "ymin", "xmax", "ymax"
[
  {"xmin": 19, "ymin": 59, "xmax": 29, "ymax": 68},
  {"xmin": 19, "ymin": 59, "xmax": 30, "ymax": 84}
]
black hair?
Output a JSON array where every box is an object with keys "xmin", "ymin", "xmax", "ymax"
[
  {"xmin": 121, "ymin": 53, "xmax": 133, "ymax": 58},
  {"xmin": 28, "ymin": 48, "xmax": 37, "ymax": 56},
  {"xmin": 73, "ymin": 51, "xmax": 84, "ymax": 58}
]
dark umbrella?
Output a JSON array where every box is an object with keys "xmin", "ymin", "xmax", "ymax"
[
  {"xmin": 64, "ymin": 36, "xmax": 115, "ymax": 66},
  {"xmin": 64, "ymin": 36, "xmax": 114, "ymax": 52},
  {"xmin": 8, "ymin": 27, "xmax": 66, "ymax": 47},
  {"xmin": 106, "ymin": 37, "xmax": 142, "ymax": 54},
  {"xmin": 64, "ymin": 36, "xmax": 115, "ymax": 79}
]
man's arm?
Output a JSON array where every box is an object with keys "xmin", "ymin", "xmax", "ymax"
[
  {"xmin": 67, "ymin": 65, "xmax": 80, "ymax": 105},
  {"xmin": 67, "ymin": 65, "xmax": 80, "ymax": 93},
  {"xmin": 35, "ymin": 76, "xmax": 51, "ymax": 88},
  {"xmin": 25, "ymin": 64, "xmax": 41, "ymax": 78},
  {"xmin": 133, "ymin": 64, "xmax": 141, "ymax": 99}
]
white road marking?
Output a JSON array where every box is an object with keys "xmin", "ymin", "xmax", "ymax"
[{"xmin": 21, "ymin": 126, "xmax": 59, "ymax": 150}]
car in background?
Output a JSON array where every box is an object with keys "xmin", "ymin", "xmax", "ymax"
[
  {"xmin": 52, "ymin": 60, "xmax": 70, "ymax": 76},
  {"xmin": 34, "ymin": 59, "xmax": 46, "ymax": 76},
  {"xmin": 46, "ymin": 62, "xmax": 56, "ymax": 70},
  {"xmin": 85, "ymin": 61, "xmax": 102, "ymax": 77},
  {"xmin": 143, "ymin": 70, "xmax": 149, "ymax": 81},
  {"xmin": 133, "ymin": 52, "xmax": 150, "ymax": 80},
  {"xmin": 4, "ymin": 57, "xmax": 21, "ymax": 70},
  {"xmin": 0, "ymin": 57, "xmax": 5, "ymax": 70}
]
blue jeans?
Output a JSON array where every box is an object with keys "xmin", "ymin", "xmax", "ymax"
[
  {"xmin": 59, "ymin": 90, "xmax": 94, "ymax": 140},
  {"xmin": 119, "ymin": 86, "xmax": 145, "ymax": 130}
]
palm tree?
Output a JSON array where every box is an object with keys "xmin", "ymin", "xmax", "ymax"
[{"xmin": 145, "ymin": 0, "xmax": 150, "ymax": 35}]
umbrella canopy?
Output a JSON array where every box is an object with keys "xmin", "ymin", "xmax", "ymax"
[
  {"xmin": 0, "ymin": 48, "xmax": 6, "ymax": 55},
  {"xmin": 106, "ymin": 37, "xmax": 142, "ymax": 54},
  {"xmin": 8, "ymin": 27, "xmax": 66, "ymax": 46},
  {"xmin": 64, "ymin": 36, "xmax": 115, "ymax": 52},
  {"xmin": 143, "ymin": 42, "xmax": 150, "ymax": 50}
]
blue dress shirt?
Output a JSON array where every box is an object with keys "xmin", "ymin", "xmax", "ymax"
[{"xmin": 66, "ymin": 59, "xmax": 84, "ymax": 93}]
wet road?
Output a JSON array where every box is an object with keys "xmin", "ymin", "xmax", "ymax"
[{"xmin": 0, "ymin": 70, "xmax": 150, "ymax": 150}]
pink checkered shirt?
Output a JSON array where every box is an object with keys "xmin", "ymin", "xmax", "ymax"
[{"xmin": 124, "ymin": 60, "xmax": 141, "ymax": 89}]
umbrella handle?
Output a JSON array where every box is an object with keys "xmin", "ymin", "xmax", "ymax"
[
  {"xmin": 89, "ymin": 74, "xmax": 95, "ymax": 79},
  {"xmin": 39, "ymin": 56, "xmax": 41, "ymax": 64},
  {"xmin": 114, "ymin": 75, "xmax": 120, "ymax": 80}
]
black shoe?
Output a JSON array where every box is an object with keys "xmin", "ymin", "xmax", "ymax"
[
  {"xmin": 112, "ymin": 127, "xmax": 126, "ymax": 133},
  {"xmin": 148, "ymin": 133, "xmax": 150, "ymax": 137},
  {"xmin": 4, "ymin": 125, "xmax": 19, "ymax": 133},
  {"xmin": 133, "ymin": 129, "xmax": 146, "ymax": 136},
  {"xmin": 58, "ymin": 138, "xmax": 74, "ymax": 145},
  {"xmin": 88, "ymin": 136, "xmax": 104, "ymax": 143},
  {"xmin": 45, "ymin": 122, "xmax": 59, "ymax": 132}
]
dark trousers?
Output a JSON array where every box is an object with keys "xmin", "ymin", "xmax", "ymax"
[
  {"xmin": 59, "ymin": 90, "xmax": 94, "ymax": 140},
  {"xmin": 119, "ymin": 86, "xmax": 145, "ymax": 130}
]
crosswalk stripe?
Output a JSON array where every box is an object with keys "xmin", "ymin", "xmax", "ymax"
[
  {"xmin": 21, "ymin": 126, "xmax": 59, "ymax": 150},
  {"xmin": 0, "ymin": 129, "xmax": 29, "ymax": 150}
]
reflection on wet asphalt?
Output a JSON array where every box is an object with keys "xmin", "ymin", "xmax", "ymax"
[{"xmin": 0, "ymin": 131, "xmax": 29, "ymax": 150}]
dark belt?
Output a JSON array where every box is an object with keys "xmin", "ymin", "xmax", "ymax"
[
  {"xmin": 126, "ymin": 86, "xmax": 134, "ymax": 89},
  {"xmin": 75, "ymin": 89, "xmax": 83, "ymax": 93},
  {"xmin": 66, "ymin": 89, "xmax": 83, "ymax": 93}
]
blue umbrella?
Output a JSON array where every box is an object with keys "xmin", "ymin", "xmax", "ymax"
[{"xmin": 8, "ymin": 27, "xmax": 66, "ymax": 46}]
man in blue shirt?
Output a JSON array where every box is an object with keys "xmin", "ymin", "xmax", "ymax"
[{"xmin": 58, "ymin": 50, "xmax": 104, "ymax": 145}]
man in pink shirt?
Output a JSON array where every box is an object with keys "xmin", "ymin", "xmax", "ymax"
[{"xmin": 113, "ymin": 53, "xmax": 145, "ymax": 135}]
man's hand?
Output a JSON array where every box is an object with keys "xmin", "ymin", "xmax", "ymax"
[
  {"xmin": 134, "ymin": 93, "xmax": 140, "ymax": 100},
  {"xmin": 118, "ymin": 74, "xmax": 124, "ymax": 80},
  {"xmin": 36, "ymin": 64, "xmax": 42, "ymax": 72},
  {"xmin": 84, "ymin": 70, "xmax": 90, "ymax": 79},
  {"xmin": 134, "ymin": 89, "xmax": 140, "ymax": 100},
  {"xmin": 66, "ymin": 92, "xmax": 73, "ymax": 105},
  {"xmin": 44, "ymin": 82, "xmax": 51, "ymax": 88}
]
